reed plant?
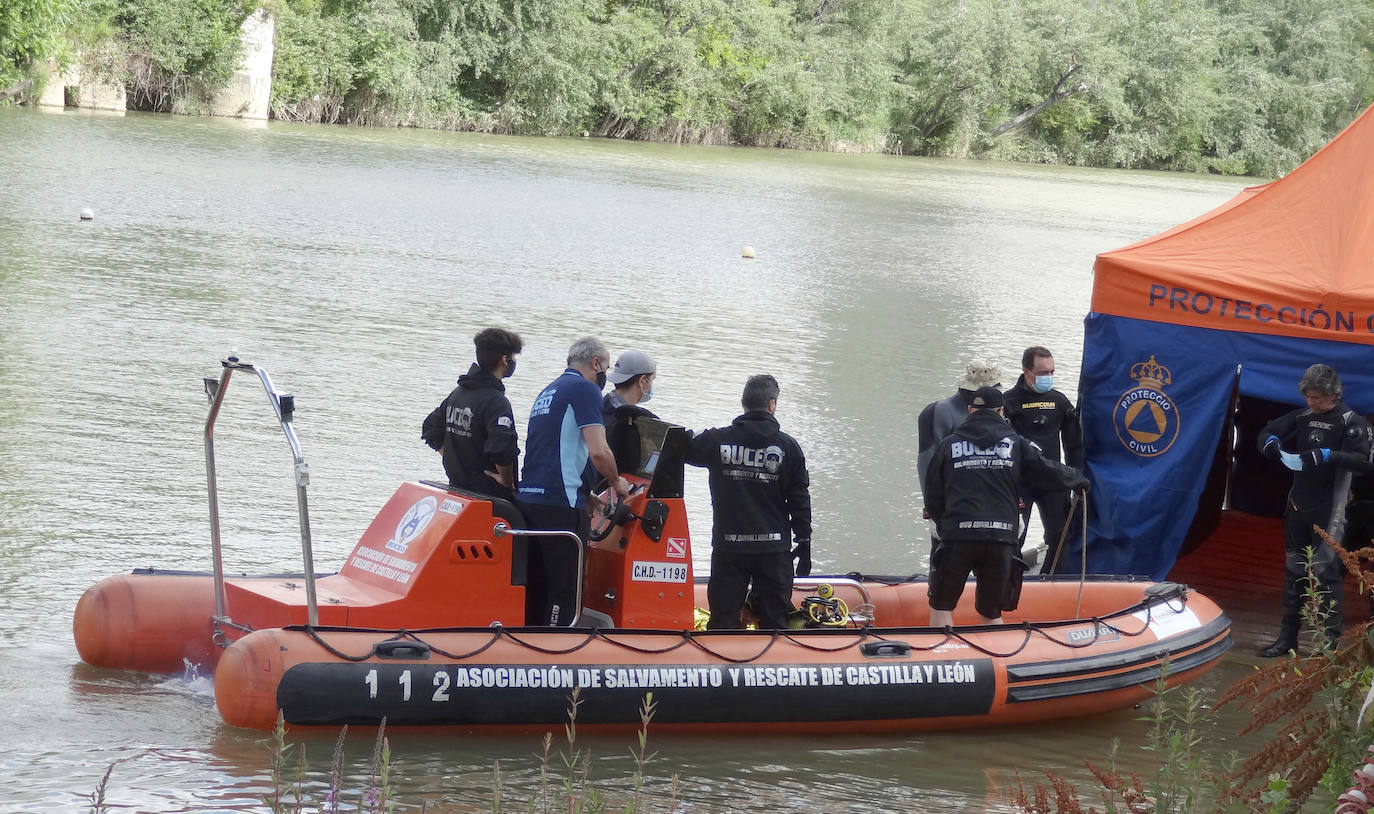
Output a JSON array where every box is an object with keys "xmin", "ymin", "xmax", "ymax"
[
  {"xmin": 1007, "ymin": 536, "xmax": 1374, "ymax": 813},
  {"xmin": 88, "ymin": 691, "xmax": 672, "ymax": 813}
]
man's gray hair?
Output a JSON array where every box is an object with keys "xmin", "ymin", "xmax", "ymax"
[
  {"xmin": 742, "ymin": 374, "xmax": 780, "ymax": 411},
  {"xmin": 567, "ymin": 336, "xmax": 609, "ymax": 367},
  {"xmin": 1299, "ymin": 363, "xmax": 1342, "ymax": 399}
]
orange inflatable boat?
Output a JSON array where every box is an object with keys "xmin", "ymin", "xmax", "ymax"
[{"xmin": 73, "ymin": 358, "xmax": 1232, "ymax": 732}]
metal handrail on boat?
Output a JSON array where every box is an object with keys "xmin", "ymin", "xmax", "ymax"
[
  {"xmin": 203, "ymin": 356, "xmax": 320, "ymax": 632},
  {"xmin": 792, "ymin": 577, "xmax": 872, "ymax": 607},
  {"xmin": 492, "ymin": 522, "xmax": 585, "ymax": 627},
  {"xmin": 793, "ymin": 576, "xmax": 875, "ymax": 626}
]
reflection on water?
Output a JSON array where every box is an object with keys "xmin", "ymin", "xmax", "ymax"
[{"xmin": 0, "ymin": 106, "xmax": 1256, "ymax": 810}]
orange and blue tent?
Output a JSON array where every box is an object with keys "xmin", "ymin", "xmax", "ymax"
[{"xmin": 1076, "ymin": 103, "xmax": 1374, "ymax": 579}]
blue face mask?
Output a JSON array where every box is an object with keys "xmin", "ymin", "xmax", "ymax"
[
  {"xmin": 1033, "ymin": 374, "xmax": 1054, "ymax": 394},
  {"xmin": 640, "ymin": 385, "xmax": 653, "ymax": 404}
]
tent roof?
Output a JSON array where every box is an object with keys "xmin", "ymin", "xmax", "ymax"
[{"xmin": 1092, "ymin": 104, "xmax": 1374, "ymax": 347}]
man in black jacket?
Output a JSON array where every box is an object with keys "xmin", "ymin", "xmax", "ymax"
[
  {"xmin": 422, "ymin": 327, "xmax": 523, "ymax": 500},
  {"xmin": 926, "ymin": 387, "xmax": 1087, "ymax": 627},
  {"xmin": 1003, "ymin": 346, "xmax": 1084, "ymax": 573},
  {"xmin": 687, "ymin": 374, "xmax": 812, "ymax": 629},
  {"xmin": 1257, "ymin": 363, "xmax": 1373, "ymax": 656}
]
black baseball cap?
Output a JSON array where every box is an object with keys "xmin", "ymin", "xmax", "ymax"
[{"xmin": 970, "ymin": 386, "xmax": 1003, "ymax": 410}]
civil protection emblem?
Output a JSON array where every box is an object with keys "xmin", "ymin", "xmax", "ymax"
[{"xmin": 1112, "ymin": 355, "xmax": 1181, "ymax": 457}]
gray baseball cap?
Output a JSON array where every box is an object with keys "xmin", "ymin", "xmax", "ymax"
[{"xmin": 608, "ymin": 350, "xmax": 656, "ymax": 385}]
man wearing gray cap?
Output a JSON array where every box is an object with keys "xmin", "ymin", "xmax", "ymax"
[{"xmin": 604, "ymin": 350, "xmax": 659, "ymax": 474}]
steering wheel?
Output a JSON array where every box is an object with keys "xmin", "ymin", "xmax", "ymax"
[{"xmin": 588, "ymin": 481, "xmax": 640, "ymax": 542}]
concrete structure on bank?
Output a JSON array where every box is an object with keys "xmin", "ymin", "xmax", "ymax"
[
  {"xmin": 36, "ymin": 8, "xmax": 273, "ymax": 119},
  {"xmin": 38, "ymin": 60, "xmax": 126, "ymax": 113},
  {"xmin": 209, "ymin": 9, "xmax": 275, "ymax": 119}
]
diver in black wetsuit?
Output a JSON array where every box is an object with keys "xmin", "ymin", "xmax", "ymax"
[{"xmin": 1257, "ymin": 364, "xmax": 1373, "ymax": 656}]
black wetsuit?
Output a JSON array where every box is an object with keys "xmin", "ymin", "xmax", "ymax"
[
  {"xmin": 917, "ymin": 390, "xmax": 975, "ymax": 497},
  {"xmin": 686, "ymin": 411, "xmax": 811, "ymax": 630},
  {"xmin": 422, "ymin": 364, "xmax": 519, "ymax": 500},
  {"xmin": 1003, "ymin": 380, "xmax": 1084, "ymax": 572},
  {"xmin": 1259, "ymin": 402, "xmax": 1373, "ymax": 642}
]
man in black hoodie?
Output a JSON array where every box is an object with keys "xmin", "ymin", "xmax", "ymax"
[
  {"xmin": 926, "ymin": 387, "xmax": 1087, "ymax": 627},
  {"xmin": 422, "ymin": 327, "xmax": 523, "ymax": 501},
  {"xmin": 686, "ymin": 374, "xmax": 812, "ymax": 629}
]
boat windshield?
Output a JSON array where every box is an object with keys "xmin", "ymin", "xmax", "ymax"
[{"xmin": 633, "ymin": 417, "xmax": 688, "ymax": 498}]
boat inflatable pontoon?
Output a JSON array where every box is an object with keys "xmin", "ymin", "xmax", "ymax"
[{"xmin": 73, "ymin": 358, "xmax": 1232, "ymax": 732}]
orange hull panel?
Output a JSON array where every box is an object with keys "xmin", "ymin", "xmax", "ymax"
[
  {"xmin": 74, "ymin": 573, "xmax": 220, "ymax": 673},
  {"xmin": 212, "ymin": 585, "xmax": 1230, "ymax": 732}
]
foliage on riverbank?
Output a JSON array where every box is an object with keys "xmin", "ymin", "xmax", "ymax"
[
  {"xmin": 1009, "ymin": 634, "xmax": 1374, "ymax": 813},
  {"xmin": 1008, "ymin": 537, "xmax": 1374, "ymax": 813},
  {"xmin": 5, "ymin": 0, "xmax": 1374, "ymax": 175}
]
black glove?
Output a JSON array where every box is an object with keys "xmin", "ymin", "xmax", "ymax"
[
  {"xmin": 1303, "ymin": 448, "xmax": 1331, "ymax": 469},
  {"xmin": 792, "ymin": 539, "xmax": 812, "ymax": 578},
  {"xmin": 1261, "ymin": 434, "xmax": 1281, "ymax": 460},
  {"xmin": 1071, "ymin": 475, "xmax": 1090, "ymax": 494}
]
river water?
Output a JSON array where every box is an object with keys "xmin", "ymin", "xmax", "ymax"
[{"xmin": 0, "ymin": 107, "xmax": 1265, "ymax": 811}]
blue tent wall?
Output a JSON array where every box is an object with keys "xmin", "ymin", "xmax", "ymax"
[{"xmin": 1072, "ymin": 313, "xmax": 1374, "ymax": 579}]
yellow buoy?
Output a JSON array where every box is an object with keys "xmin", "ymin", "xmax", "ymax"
[{"xmin": 741, "ymin": 246, "xmax": 756, "ymax": 259}]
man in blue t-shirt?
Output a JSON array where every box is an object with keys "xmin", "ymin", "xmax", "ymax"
[{"xmin": 517, "ymin": 336, "xmax": 630, "ymax": 625}]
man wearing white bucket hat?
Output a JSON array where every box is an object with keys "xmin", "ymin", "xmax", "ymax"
[{"xmin": 918, "ymin": 359, "xmax": 1002, "ymax": 503}]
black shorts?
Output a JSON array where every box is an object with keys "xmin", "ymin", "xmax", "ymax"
[{"xmin": 928, "ymin": 539, "xmax": 1013, "ymax": 619}]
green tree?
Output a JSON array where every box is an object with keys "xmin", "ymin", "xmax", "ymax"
[
  {"xmin": 1211, "ymin": 0, "xmax": 1374, "ymax": 176},
  {"xmin": 270, "ymin": 0, "xmax": 356, "ymax": 122},
  {"xmin": 0, "ymin": 0, "xmax": 72, "ymax": 95},
  {"xmin": 979, "ymin": 0, "xmax": 1121, "ymax": 164},
  {"xmin": 1092, "ymin": 0, "xmax": 1222, "ymax": 171},
  {"xmin": 116, "ymin": 0, "xmax": 253, "ymax": 111}
]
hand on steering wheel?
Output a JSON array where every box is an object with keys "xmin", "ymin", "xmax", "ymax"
[{"xmin": 588, "ymin": 478, "xmax": 640, "ymax": 542}]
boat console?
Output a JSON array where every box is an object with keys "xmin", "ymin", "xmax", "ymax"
[{"xmin": 202, "ymin": 358, "xmax": 700, "ymax": 635}]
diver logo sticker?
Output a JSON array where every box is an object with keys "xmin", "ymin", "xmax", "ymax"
[
  {"xmin": 666, "ymin": 537, "xmax": 687, "ymax": 559},
  {"xmin": 1113, "ymin": 355, "xmax": 1181, "ymax": 458},
  {"xmin": 387, "ymin": 496, "xmax": 438, "ymax": 554}
]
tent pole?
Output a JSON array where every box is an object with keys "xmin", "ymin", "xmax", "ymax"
[{"xmin": 1075, "ymin": 494, "xmax": 1089, "ymax": 618}]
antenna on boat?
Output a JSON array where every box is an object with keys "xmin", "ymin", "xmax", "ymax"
[{"xmin": 203, "ymin": 355, "xmax": 320, "ymax": 635}]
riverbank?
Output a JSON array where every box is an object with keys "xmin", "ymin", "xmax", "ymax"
[{"xmin": 6, "ymin": 0, "xmax": 1374, "ymax": 177}]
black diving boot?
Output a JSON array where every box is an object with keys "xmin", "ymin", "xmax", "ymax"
[
  {"xmin": 1258, "ymin": 634, "xmax": 1299, "ymax": 658},
  {"xmin": 1258, "ymin": 620, "xmax": 1299, "ymax": 658}
]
